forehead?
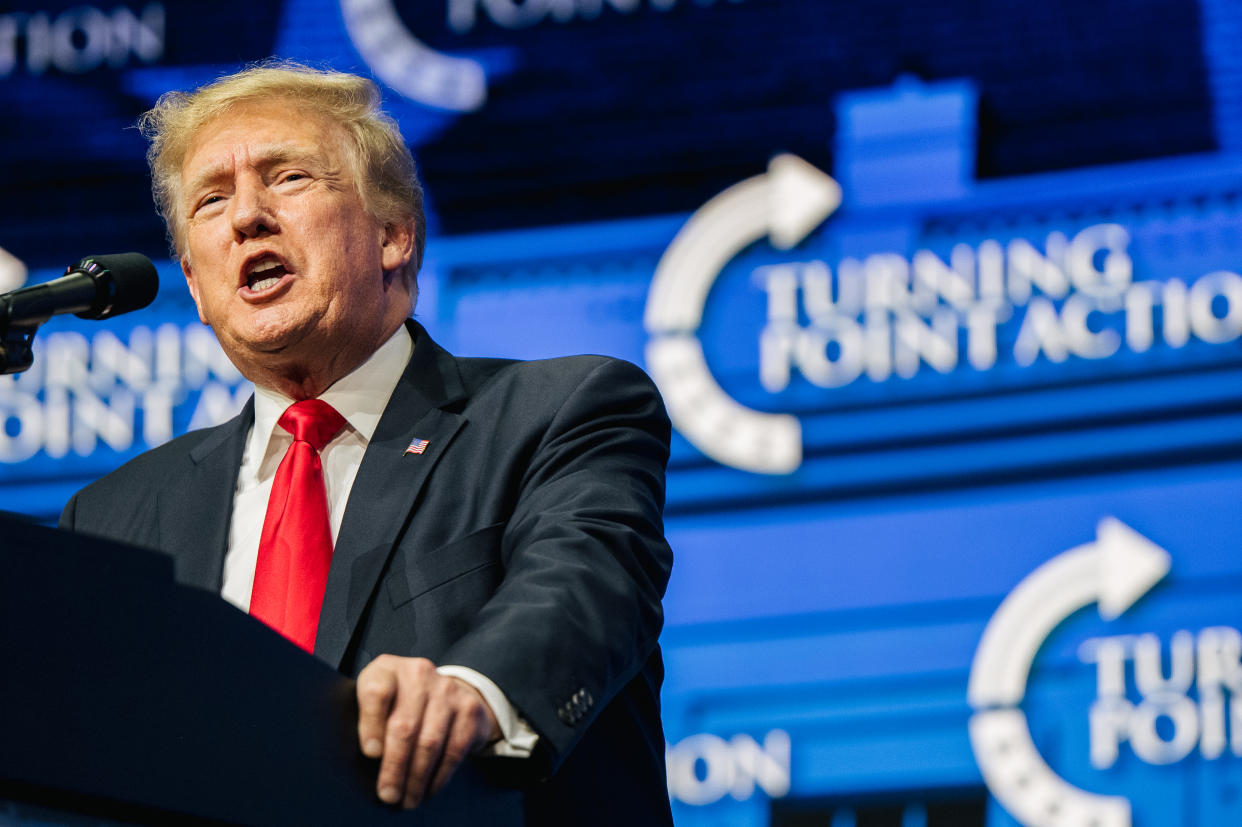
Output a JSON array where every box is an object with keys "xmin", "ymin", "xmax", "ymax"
[{"xmin": 180, "ymin": 99, "xmax": 348, "ymax": 186}]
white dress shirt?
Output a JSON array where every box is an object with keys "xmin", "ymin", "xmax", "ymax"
[{"xmin": 221, "ymin": 326, "xmax": 536, "ymax": 757}]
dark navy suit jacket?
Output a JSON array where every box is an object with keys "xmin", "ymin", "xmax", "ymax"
[{"xmin": 60, "ymin": 321, "xmax": 675, "ymax": 825}]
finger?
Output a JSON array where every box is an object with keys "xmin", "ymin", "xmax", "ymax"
[
  {"xmin": 378, "ymin": 678, "xmax": 429, "ymax": 806},
  {"xmin": 429, "ymin": 701, "xmax": 489, "ymax": 797},
  {"xmin": 403, "ymin": 698, "xmax": 452, "ymax": 808},
  {"xmin": 356, "ymin": 657, "xmax": 398, "ymax": 760}
]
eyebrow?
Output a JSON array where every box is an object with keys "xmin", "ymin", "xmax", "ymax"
[{"xmin": 182, "ymin": 142, "xmax": 318, "ymax": 201}]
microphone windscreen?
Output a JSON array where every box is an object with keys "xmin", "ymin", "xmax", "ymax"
[{"xmin": 75, "ymin": 253, "xmax": 159, "ymax": 319}]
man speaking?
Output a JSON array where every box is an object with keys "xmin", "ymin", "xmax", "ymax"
[{"xmin": 59, "ymin": 62, "xmax": 673, "ymax": 824}]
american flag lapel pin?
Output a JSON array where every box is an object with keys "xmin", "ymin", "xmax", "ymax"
[{"xmin": 404, "ymin": 437, "xmax": 430, "ymax": 456}]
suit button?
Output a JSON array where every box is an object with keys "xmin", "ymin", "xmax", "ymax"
[{"xmin": 558, "ymin": 705, "xmax": 576, "ymax": 726}]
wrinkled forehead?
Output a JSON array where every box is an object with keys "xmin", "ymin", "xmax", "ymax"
[
  {"xmin": 181, "ymin": 140, "xmax": 316, "ymax": 197},
  {"xmin": 179, "ymin": 99, "xmax": 349, "ymax": 189}
]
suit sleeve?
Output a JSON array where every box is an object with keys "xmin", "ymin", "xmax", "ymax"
[
  {"xmin": 59, "ymin": 493, "xmax": 78, "ymax": 531},
  {"xmin": 438, "ymin": 357, "xmax": 673, "ymax": 771}
]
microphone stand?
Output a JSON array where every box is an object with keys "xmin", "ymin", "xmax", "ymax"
[
  {"xmin": 0, "ymin": 312, "xmax": 39, "ymax": 372},
  {"xmin": 0, "ymin": 296, "xmax": 49, "ymax": 375}
]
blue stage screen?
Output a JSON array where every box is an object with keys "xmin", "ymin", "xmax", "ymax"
[{"xmin": 3, "ymin": 2, "xmax": 1242, "ymax": 825}]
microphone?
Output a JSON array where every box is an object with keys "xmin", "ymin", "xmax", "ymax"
[
  {"xmin": 0, "ymin": 253, "xmax": 159, "ymax": 375},
  {"xmin": 1, "ymin": 252, "xmax": 159, "ymax": 326}
]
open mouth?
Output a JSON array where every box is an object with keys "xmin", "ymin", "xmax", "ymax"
[{"xmin": 243, "ymin": 255, "xmax": 289, "ymax": 293}]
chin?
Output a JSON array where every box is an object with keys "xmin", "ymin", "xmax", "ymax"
[
  {"xmin": 235, "ymin": 313, "xmax": 317, "ymax": 349},
  {"xmin": 219, "ymin": 327, "xmax": 303, "ymax": 363}
]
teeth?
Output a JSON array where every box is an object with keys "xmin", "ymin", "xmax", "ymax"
[
  {"xmin": 250, "ymin": 259, "xmax": 282, "ymax": 275},
  {"xmin": 250, "ymin": 276, "xmax": 281, "ymax": 292}
]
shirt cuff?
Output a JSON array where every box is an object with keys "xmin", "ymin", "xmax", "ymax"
[{"xmin": 437, "ymin": 665, "xmax": 540, "ymax": 758}]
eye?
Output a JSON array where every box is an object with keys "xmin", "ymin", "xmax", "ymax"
[{"xmin": 192, "ymin": 194, "xmax": 225, "ymax": 216}]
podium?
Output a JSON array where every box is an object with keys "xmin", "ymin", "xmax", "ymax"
[{"xmin": 0, "ymin": 516, "xmax": 520, "ymax": 825}]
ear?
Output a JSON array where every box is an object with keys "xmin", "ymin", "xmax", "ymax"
[
  {"xmin": 380, "ymin": 218, "xmax": 416, "ymax": 276},
  {"xmin": 181, "ymin": 255, "xmax": 210, "ymax": 326}
]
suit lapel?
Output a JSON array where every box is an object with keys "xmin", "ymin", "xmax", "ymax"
[
  {"xmin": 315, "ymin": 323, "xmax": 469, "ymax": 668},
  {"xmin": 157, "ymin": 400, "xmax": 253, "ymax": 592}
]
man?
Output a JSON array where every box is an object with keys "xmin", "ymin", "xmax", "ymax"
[{"xmin": 59, "ymin": 62, "xmax": 673, "ymax": 824}]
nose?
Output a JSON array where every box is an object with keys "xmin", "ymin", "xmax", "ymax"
[{"xmin": 230, "ymin": 174, "xmax": 278, "ymax": 240}]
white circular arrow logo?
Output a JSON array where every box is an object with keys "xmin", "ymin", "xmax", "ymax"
[
  {"xmin": 968, "ymin": 517, "xmax": 1172, "ymax": 827},
  {"xmin": 643, "ymin": 154, "xmax": 842, "ymax": 474},
  {"xmin": 341, "ymin": 0, "xmax": 487, "ymax": 111}
]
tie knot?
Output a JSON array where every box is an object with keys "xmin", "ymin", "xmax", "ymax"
[{"xmin": 279, "ymin": 399, "xmax": 347, "ymax": 452}]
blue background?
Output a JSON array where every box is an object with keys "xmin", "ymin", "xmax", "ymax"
[{"xmin": 4, "ymin": 2, "xmax": 1242, "ymax": 824}]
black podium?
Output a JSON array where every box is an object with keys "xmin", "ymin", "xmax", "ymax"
[{"xmin": 0, "ymin": 516, "xmax": 520, "ymax": 825}]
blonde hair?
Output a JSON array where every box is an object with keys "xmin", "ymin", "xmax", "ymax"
[{"xmin": 138, "ymin": 60, "xmax": 425, "ymax": 281}]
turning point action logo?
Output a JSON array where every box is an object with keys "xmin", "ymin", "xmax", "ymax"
[
  {"xmin": 967, "ymin": 517, "xmax": 1170, "ymax": 827},
  {"xmin": 341, "ymin": 0, "xmax": 485, "ymax": 112},
  {"xmin": 643, "ymin": 152, "xmax": 1242, "ymax": 475},
  {"xmin": 968, "ymin": 518, "xmax": 1242, "ymax": 826},
  {"xmin": 642, "ymin": 154, "xmax": 842, "ymax": 474},
  {"xmin": 973, "ymin": 521, "xmax": 1242, "ymax": 824},
  {"xmin": 341, "ymin": 0, "xmax": 739, "ymax": 111}
]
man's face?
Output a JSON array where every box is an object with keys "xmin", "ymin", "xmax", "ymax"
[{"xmin": 178, "ymin": 98, "xmax": 413, "ymax": 383}]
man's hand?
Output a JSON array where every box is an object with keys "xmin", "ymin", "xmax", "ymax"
[{"xmin": 356, "ymin": 655, "xmax": 501, "ymax": 808}]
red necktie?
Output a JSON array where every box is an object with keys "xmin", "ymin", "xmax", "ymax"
[{"xmin": 250, "ymin": 399, "xmax": 347, "ymax": 652}]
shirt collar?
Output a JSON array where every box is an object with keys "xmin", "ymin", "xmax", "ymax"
[{"xmin": 251, "ymin": 325, "xmax": 414, "ymax": 450}]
